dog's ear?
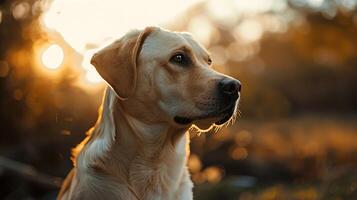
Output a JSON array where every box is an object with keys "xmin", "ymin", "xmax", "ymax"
[{"xmin": 91, "ymin": 27, "xmax": 155, "ymax": 100}]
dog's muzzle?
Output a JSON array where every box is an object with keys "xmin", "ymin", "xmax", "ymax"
[
  {"xmin": 174, "ymin": 78, "xmax": 241, "ymax": 126},
  {"xmin": 214, "ymin": 78, "xmax": 240, "ymax": 125}
]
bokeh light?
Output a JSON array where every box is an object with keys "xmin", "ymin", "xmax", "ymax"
[
  {"xmin": 12, "ymin": 2, "xmax": 30, "ymax": 20},
  {"xmin": 235, "ymin": 19, "xmax": 263, "ymax": 43},
  {"xmin": 41, "ymin": 44, "xmax": 64, "ymax": 70},
  {"xmin": 203, "ymin": 166, "xmax": 223, "ymax": 184},
  {"xmin": 231, "ymin": 147, "xmax": 248, "ymax": 160},
  {"xmin": 188, "ymin": 154, "xmax": 202, "ymax": 173}
]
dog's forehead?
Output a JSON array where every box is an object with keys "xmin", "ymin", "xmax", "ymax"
[{"xmin": 140, "ymin": 28, "xmax": 209, "ymax": 60}]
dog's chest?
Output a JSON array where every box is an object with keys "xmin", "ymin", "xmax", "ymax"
[{"xmin": 129, "ymin": 134, "xmax": 190, "ymax": 199}]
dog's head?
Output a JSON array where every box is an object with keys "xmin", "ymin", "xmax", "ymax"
[{"xmin": 91, "ymin": 27, "xmax": 241, "ymax": 131}]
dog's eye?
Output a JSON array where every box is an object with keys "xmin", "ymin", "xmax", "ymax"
[{"xmin": 170, "ymin": 53, "xmax": 190, "ymax": 66}]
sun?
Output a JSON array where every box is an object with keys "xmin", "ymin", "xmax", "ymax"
[{"xmin": 41, "ymin": 44, "xmax": 64, "ymax": 70}]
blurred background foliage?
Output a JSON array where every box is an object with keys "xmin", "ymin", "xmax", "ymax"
[{"xmin": 0, "ymin": 0, "xmax": 357, "ymax": 199}]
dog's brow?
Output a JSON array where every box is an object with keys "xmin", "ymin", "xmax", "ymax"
[{"xmin": 173, "ymin": 46, "xmax": 193, "ymax": 55}]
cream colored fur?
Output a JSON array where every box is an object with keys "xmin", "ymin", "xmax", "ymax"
[{"xmin": 58, "ymin": 27, "xmax": 240, "ymax": 200}]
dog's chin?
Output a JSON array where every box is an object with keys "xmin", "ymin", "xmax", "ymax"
[
  {"xmin": 193, "ymin": 118, "xmax": 221, "ymax": 131},
  {"xmin": 174, "ymin": 104, "xmax": 236, "ymax": 130},
  {"xmin": 194, "ymin": 111, "xmax": 234, "ymax": 131}
]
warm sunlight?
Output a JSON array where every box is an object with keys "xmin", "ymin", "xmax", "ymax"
[
  {"xmin": 41, "ymin": 0, "xmax": 202, "ymax": 84},
  {"xmin": 39, "ymin": 0, "xmax": 294, "ymax": 85},
  {"xmin": 41, "ymin": 43, "xmax": 64, "ymax": 70},
  {"xmin": 2, "ymin": 0, "xmax": 357, "ymax": 198},
  {"xmin": 82, "ymin": 50, "xmax": 102, "ymax": 83}
]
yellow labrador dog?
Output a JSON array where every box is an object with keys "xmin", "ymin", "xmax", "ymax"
[{"xmin": 58, "ymin": 27, "xmax": 241, "ymax": 200}]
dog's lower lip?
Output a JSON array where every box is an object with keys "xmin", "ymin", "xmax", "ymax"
[
  {"xmin": 215, "ymin": 114, "xmax": 231, "ymax": 125},
  {"xmin": 175, "ymin": 102, "xmax": 237, "ymax": 125},
  {"xmin": 215, "ymin": 105, "xmax": 235, "ymax": 125}
]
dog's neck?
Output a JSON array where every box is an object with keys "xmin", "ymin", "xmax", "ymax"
[{"xmin": 75, "ymin": 87, "xmax": 190, "ymax": 195}]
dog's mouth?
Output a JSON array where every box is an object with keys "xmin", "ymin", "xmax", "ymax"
[
  {"xmin": 174, "ymin": 116, "xmax": 194, "ymax": 125},
  {"xmin": 174, "ymin": 103, "xmax": 236, "ymax": 126}
]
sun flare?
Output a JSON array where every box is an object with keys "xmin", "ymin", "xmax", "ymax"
[{"xmin": 41, "ymin": 43, "xmax": 64, "ymax": 70}]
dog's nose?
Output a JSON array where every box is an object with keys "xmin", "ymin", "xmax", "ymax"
[{"xmin": 218, "ymin": 78, "xmax": 241, "ymax": 100}]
